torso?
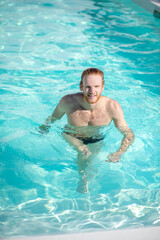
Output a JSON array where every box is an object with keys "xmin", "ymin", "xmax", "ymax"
[
  {"xmin": 68, "ymin": 107, "xmax": 111, "ymax": 126},
  {"xmin": 63, "ymin": 93, "xmax": 113, "ymax": 137}
]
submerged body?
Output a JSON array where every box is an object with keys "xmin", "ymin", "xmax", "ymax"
[
  {"xmin": 62, "ymin": 92, "xmax": 113, "ymax": 141},
  {"xmin": 40, "ymin": 70, "xmax": 134, "ymax": 161},
  {"xmin": 60, "ymin": 92, "xmax": 122, "ymax": 143},
  {"xmin": 39, "ymin": 68, "xmax": 134, "ymax": 192}
]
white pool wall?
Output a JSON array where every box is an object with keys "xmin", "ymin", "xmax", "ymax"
[
  {"xmin": 132, "ymin": 0, "xmax": 160, "ymax": 15},
  {"xmin": 1, "ymin": 226, "xmax": 160, "ymax": 240}
]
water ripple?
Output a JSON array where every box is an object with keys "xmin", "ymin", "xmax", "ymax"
[{"xmin": 0, "ymin": 0, "xmax": 160, "ymax": 237}]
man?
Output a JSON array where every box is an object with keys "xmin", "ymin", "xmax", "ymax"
[
  {"xmin": 39, "ymin": 68, "xmax": 134, "ymax": 192},
  {"xmin": 40, "ymin": 68, "xmax": 134, "ymax": 161}
]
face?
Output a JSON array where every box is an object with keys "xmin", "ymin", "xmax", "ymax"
[{"xmin": 80, "ymin": 74, "xmax": 104, "ymax": 104}]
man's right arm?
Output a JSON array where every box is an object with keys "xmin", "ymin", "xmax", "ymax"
[{"xmin": 39, "ymin": 97, "xmax": 66, "ymax": 133}]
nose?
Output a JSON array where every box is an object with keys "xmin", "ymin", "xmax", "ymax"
[{"xmin": 89, "ymin": 87, "xmax": 94, "ymax": 93}]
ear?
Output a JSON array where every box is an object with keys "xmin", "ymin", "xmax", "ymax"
[
  {"xmin": 80, "ymin": 82, "xmax": 83, "ymax": 91},
  {"xmin": 102, "ymin": 81, "xmax": 105, "ymax": 91}
]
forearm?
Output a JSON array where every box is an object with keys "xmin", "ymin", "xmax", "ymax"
[
  {"xmin": 118, "ymin": 129, "xmax": 135, "ymax": 154},
  {"xmin": 39, "ymin": 116, "xmax": 57, "ymax": 133},
  {"xmin": 63, "ymin": 132, "xmax": 86, "ymax": 151},
  {"xmin": 39, "ymin": 98, "xmax": 65, "ymax": 133},
  {"xmin": 62, "ymin": 132, "xmax": 91, "ymax": 157},
  {"xmin": 45, "ymin": 115, "xmax": 57, "ymax": 125}
]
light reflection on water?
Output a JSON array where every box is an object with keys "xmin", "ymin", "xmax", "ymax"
[{"xmin": 0, "ymin": 0, "xmax": 160, "ymax": 237}]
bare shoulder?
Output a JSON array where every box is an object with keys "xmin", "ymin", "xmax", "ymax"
[
  {"xmin": 108, "ymin": 98, "xmax": 122, "ymax": 112},
  {"xmin": 59, "ymin": 92, "xmax": 81, "ymax": 108},
  {"xmin": 103, "ymin": 97, "xmax": 128, "ymax": 127},
  {"xmin": 103, "ymin": 97, "xmax": 123, "ymax": 118},
  {"xmin": 61, "ymin": 92, "xmax": 81, "ymax": 102}
]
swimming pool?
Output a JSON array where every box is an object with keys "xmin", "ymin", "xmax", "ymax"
[{"xmin": 0, "ymin": 0, "xmax": 160, "ymax": 237}]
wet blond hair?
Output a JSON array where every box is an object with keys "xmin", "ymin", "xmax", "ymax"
[{"xmin": 80, "ymin": 68, "xmax": 104, "ymax": 85}]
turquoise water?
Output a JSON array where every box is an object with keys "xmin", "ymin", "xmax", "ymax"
[{"xmin": 0, "ymin": 0, "xmax": 160, "ymax": 237}]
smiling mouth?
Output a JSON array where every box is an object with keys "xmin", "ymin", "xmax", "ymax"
[
  {"xmin": 88, "ymin": 95, "xmax": 96, "ymax": 98},
  {"xmin": 84, "ymin": 94, "xmax": 99, "ymax": 104}
]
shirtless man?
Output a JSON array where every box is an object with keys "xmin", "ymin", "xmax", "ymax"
[
  {"xmin": 39, "ymin": 68, "xmax": 134, "ymax": 161},
  {"xmin": 39, "ymin": 68, "xmax": 134, "ymax": 192}
]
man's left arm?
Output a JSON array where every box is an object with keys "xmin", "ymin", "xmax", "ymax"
[{"xmin": 106, "ymin": 101, "xmax": 135, "ymax": 163}]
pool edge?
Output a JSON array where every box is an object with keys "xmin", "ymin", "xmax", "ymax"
[
  {"xmin": 1, "ymin": 226, "xmax": 160, "ymax": 240},
  {"xmin": 131, "ymin": 0, "xmax": 160, "ymax": 16}
]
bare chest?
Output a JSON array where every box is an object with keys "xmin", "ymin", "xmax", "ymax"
[{"xmin": 67, "ymin": 108, "xmax": 111, "ymax": 126}]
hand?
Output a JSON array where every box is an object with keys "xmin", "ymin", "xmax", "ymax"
[
  {"xmin": 38, "ymin": 124, "xmax": 50, "ymax": 134},
  {"xmin": 82, "ymin": 147, "xmax": 91, "ymax": 158},
  {"xmin": 106, "ymin": 151, "xmax": 122, "ymax": 163},
  {"xmin": 78, "ymin": 145, "xmax": 91, "ymax": 158}
]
